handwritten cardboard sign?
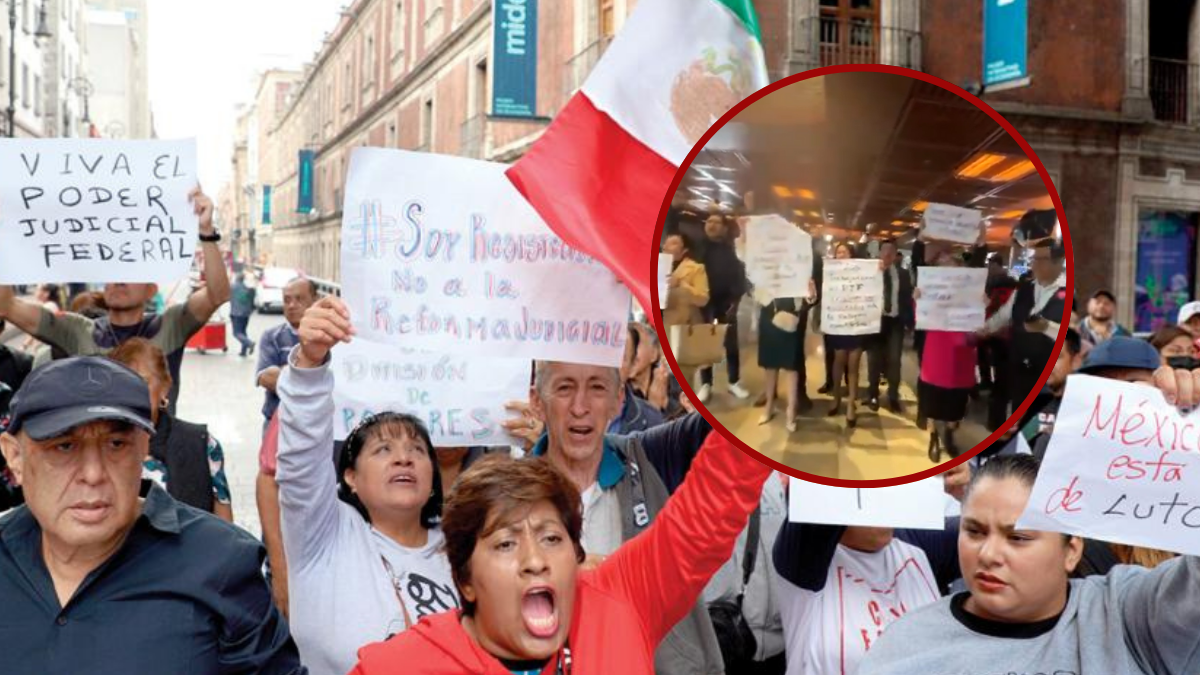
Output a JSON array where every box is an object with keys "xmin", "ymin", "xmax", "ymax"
[
  {"xmin": 658, "ymin": 253, "xmax": 672, "ymax": 310},
  {"xmin": 922, "ymin": 203, "xmax": 982, "ymax": 246},
  {"xmin": 789, "ymin": 477, "xmax": 945, "ymax": 530},
  {"xmin": 331, "ymin": 338, "xmax": 530, "ymax": 446},
  {"xmin": 339, "ymin": 148, "xmax": 631, "ymax": 366},
  {"xmin": 1018, "ymin": 375, "xmax": 1200, "ymax": 556},
  {"xmin": 0, "ymin": 138, "xmax": 198, "ymax": 283},
  {"xmin": 745, "ymin": 215, "xmax": 813, "ymax": 300},
  {"xmin": 915, "ymin": 267, "xmax": 987, "ymax": 332},
  {"xmin": 821, "ymin": 259, "xmax": 883, "ymax": 336}
]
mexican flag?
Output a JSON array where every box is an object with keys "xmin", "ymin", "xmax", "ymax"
[{"xmin": 507, "ymin": 0, "xmax": 768, "ymax": 320}]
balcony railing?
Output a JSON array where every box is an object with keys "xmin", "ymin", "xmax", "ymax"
[
  {"xmin": 791, "ymin": 16, "xmax": 922, "ymax": 71},
  {"xmin": 564, "ymin": 37, "xmax": 612, "ymax": 98},
  {"xmin": 1147, "ymin": 57, "xmax": 1197, "ymax": 124},
  {"xmin": 460, "ymin": 114, "xmax": 486, "ymax": 159}
]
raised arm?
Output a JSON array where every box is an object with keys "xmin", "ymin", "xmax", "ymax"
[
  {"xmin": 185, "ymin": 187, "xmax": 232, "ymax": 323},
  {"xmin": 589, "ymin": 430, "xmax": 772, "ymax": 646},
  {"xmin": 0, "ymin": 286, "xmax": 52, "ymax": 338},
  {"xmin": 275, "ymin": 296, "xmax": 357, "ymax": 569},
  {"xmin": 628, "ymin": 412, "xmax": 712, "ymax": 494}
]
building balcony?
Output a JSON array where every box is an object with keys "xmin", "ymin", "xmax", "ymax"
[
  {"xmin": 1147, "ymin": 57, "xmax": 1200, "ymax": 125},
  {"xmin": 460, "ymin": 114, "xmax": 486, "ymax": 159},
  {"xmin": 790, "ymin": 16, "xmax": 922, "ymax": 73},
  {"xmin": 564, "ymin": 37, "xmax": 612, "ymax": 99}
]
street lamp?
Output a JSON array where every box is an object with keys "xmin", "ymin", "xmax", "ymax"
[
  {"xmin": 68, "ymin": 76, "xmax": 92, "ymax": 135},
  {"xmin": 7, "ymin": 1, "xmax": 53, "ymax": 137}
]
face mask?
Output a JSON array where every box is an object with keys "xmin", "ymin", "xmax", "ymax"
[{"xmin": 1166, "ymin": 356, "xmax": 1200, "ymax": 371}]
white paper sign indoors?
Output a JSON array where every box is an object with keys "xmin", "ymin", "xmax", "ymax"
[
  {"xmin": 915, "ymin": 267, "xmax": 987, "ymax": 332},
  {"xmin": 331, "ymin": 339, "xmax": 531, "ymax": 446},
  {"xmin": 745, "ymin": 214, "xmax": 812, "ymax": 300},
  {"xmin": 922, "ymin": 202, "xmax": 982, "ymax": 246},
  {"xmin": 339, "ymin": 148, "xmax": 631, "ymax": 367},
  {"xmin": 1018, "ymin": 374, "xmax": 1200, "ymax": 557},
  {"xmin": 0, "ymin": 138, "xmax": 198, "ymax": 284},
  {"xmin": 821, "ymin": 259, "xmax": 883, "ymax": 336},
  {"xmin": 789, "ymin": 477, "xmax": 945, "ymax": 530}
]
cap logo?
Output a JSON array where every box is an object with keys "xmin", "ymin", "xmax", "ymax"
[
  {"xmin": 86, "ymin": 406, "xmax": 121, "ymax": 414},
  {"xmin": 79, "ymin": 367, "xmax": 112, "ymax": 396}
]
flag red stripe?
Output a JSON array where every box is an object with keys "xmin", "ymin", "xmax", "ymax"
[{"xmin": 506, "ymin": 94, "xmax": 677, "ymax": 321}]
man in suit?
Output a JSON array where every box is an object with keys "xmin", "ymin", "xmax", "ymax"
[{"xmin": 867, "ymin": 239, "xmax": 913, "ymax": 413}]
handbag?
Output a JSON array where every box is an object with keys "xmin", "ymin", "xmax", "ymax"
[
  {"xmin": 708, "ymin": 506, "xmax": 762, "ymax": 670},
  {"xmin": 668, "ymin": 323, "xmax": 728, "ymax": 367},
  {"xmin": 771, "ymin": 300, "xmax": 799, "ymax": 333}
]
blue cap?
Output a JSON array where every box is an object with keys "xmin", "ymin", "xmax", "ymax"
[
  {"xmin": 1077, "ymin": 336, "xmax": 1161, "ymax": 375},
  {"xmin": 6, "ymin": 357, "xmax": 155, "ymax": 441}
]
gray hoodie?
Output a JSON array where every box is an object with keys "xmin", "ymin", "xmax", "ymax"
[{"xmin": 858, "ymin": 556, "xmax": 1200, "ymax": 675}]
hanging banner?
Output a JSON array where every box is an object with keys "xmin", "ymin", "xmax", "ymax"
[
  {"xmin": 492, "ymin": 0, "xmax": 538, "ymax": 118},
  {"xmin": 983, "ymin": 0, "xmax": 1029, "ymax": 91},
  {"xmin": 297, "ymin": 149, "xmax": 315, "ymax": 213}
]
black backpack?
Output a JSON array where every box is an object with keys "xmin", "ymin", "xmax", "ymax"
[{"xmin": 708, "ymin": 506, "xmax": 761, "ymax": 671}]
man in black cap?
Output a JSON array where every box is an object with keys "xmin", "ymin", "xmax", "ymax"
[
  {"xmin": 1077, "ymin": 289, "xmax": 1130, "ymax": 349},
  {"xmin": 0, "ymin": 357, "xmax": 304, "ymax": 674},
  {"xmin": 981, "ymin": 239, "xmax": 1069, "ymax": 419}
]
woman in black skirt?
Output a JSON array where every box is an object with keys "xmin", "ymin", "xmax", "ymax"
[
  {"xmin": 757, "ymin": 280, "xmax": 817, "ymax": 433},
  {"xmin": 825, "ymin": 241, "xmax": 869, "ymax": 428}
]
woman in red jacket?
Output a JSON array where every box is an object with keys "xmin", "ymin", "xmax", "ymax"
[{"xmin": 348, "ymin": 417, "xmax": 772, "ymax": 674}]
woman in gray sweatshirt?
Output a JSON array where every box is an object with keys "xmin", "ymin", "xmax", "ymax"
[{"xmin": 858, "ymin": 453, "xmax": 1198, "ymax": 675}]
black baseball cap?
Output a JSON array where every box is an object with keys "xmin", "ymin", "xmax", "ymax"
[
  {"xmin": 6, "ymin": 357, "xmax": 155, "ymax": 441},
  {"xmin": 1091, "ymin": 289, "xmax": 1116, "ymax": 303}
]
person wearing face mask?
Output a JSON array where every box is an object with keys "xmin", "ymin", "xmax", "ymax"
[
  {"xmin": 276, "ymin": 296, "xmax": 459, "ymax": 675},
  {"xmin": 347, "ymin": 412, "xmax": 772, "ymax": 674},
  {"xmin": 1149, "ymin": 325, "xmax": 1199, "ymax": 369},
  {"xmin": 857, "ymin": 451, "xmax": 1200, "ymax": 675}
]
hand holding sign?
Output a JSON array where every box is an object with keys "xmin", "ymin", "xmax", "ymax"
[
  {"xmin": 1153, "ymin": 364, "xmax": 1200, "ymax": 408},
  {"xmin": 189, "ymin": 186, "xmax": 215, "ymax": 237},
  {"xmin": 1017, "ymin": 374, "xmax": 1200, "ymax": 556},
  {"xmin": 297, "ymin": 296, "xmax": 357, "ymax": 369}
]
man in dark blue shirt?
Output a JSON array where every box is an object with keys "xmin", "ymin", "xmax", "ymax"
[{"xmin": 0, "ymin": 356, "xmax": 304, "ymax": 674}]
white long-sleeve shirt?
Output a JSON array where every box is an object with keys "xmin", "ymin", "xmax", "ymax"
[{"xmin": 984, "ymin": 274, "xmax": 1067, "ymax": 340}]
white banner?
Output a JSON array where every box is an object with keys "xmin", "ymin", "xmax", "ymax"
[
  {"xmin": 789, "ymin": 477, "xmax": 945, "ymax": 530},
  {"xmin": 915, "ymin": 267, "xmax": 987, "ymax": 332},
  {"xmin": 0, "ymin": 138, "xmax": 198, "ymax": 283},
  {"xmin": 1018, "ymin": 375, "xmax": 1200, "ymax": 556},
  {"xmin": 331, "ymin": 339, "xmax": 530, "ymax": 446},
  {"xmin": 658, "ymin": 253, "xmax": 672, "ymax": 310},
  {"xmin": 922, "ymin": 203, "xmax": 982, "ymax": 246},
  {"xmin": 821, "ymin": 259, "xmax": 883, "ymax": 336},
  {"xmin": 340, "ymin": 149, "xmax": 631, "ymax": 366},
  {"xmin": 745, "ymin": 215, "xmax": 812, "ymax": 300}
]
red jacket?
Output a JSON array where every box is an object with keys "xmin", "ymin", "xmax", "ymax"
[{"xmin": 348, "ymin": 431, "xmax": 772, "ymax": 674}]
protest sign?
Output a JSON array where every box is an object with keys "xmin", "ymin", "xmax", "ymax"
[
  {"xmin": 745, "ymin": 215, "xmax": 813, "ymax": 300},
  {"xmin": 915, "ymin": 267, "xmax": 987, "ymax": 332},
  {"xmin": 1018, "ymin": 375, "xmax": 1200, "ymax": 556},
  {"xmin": 658, "ymin": 253, "xmax": 672, "ymax": 310},
  {"xmin": 821, "ymin": 259, "xmax": 883, "ymax": 336},
  {"xmin": 789, "ymin": 477, "xmax": 945, "ymax": 530},
  {"xmin": 331, "ymin": 339, "xmax": 530, "ymax": 446},
  {"xmin": 339, "ymin": 148, "xmax": 631, "ymax": 366},
  {"xmin": 922, "ymin": 203, "xmax": 982, "ymax": 246},
  {"xmin": 0, "ymin": 138, "xmax": 198, "ymax": 283}
]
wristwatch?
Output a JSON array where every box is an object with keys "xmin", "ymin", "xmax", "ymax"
[{"xmin": 199, "ymin": 230, "xmax": 222, "ymax": 243}]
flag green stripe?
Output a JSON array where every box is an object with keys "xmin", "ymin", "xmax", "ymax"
[{"xmin": 713, "ymin": 0, "xmax": 762, "ymax": 43}]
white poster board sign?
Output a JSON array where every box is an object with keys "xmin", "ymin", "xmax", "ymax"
[
  {"xmin": 0, "ymin": 138, "xmax": 198, "ymax": 283},
  {"xmin": 821, "ymin": 259, "xmax": 883, "ymax": 336},
  {"xmin": 658, "ymin": 253, "xmax": 672, "ymax": 310},
  {"xmin": 789, "ymin": 477, "xmax": 945, "ymax": 530},
  {"xmin": 1017, "ymin": 375, "xmax": 1200, "ymax": 556},
  {"xmin": 922, "ymin": 203, "xmax": 982, "ymax": 246},
  {"xmin": 331, "ymin": 339, "xmax": 530, "ymax": 446},
  {"xmin": 745, "ymin": 215, "xmax": 813, "ymax": 300},
  {"xmin": 915, "ymin": 267, "xmax": 987, "ymax": 332},
  {"xmin": 340, "ymin": 149, "xmax": 631, "ymax": 366}
]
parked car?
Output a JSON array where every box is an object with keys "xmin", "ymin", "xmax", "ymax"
[{"xmin": 255, "ymin": 267, "xmax": 300, "ymax": 313}]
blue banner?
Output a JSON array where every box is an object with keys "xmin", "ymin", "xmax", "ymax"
[
  {"xmin": 983, "ymin": 0, "xmax": 1028, "ymax": 88},
  {"xmin": 1135, "ymin": 210, "xmax": 1197, "ymax": 333},
  {"xmin": 262, "ymin": 185, "xmax": 272, "ymax": 225},
  {"xmin": 297, "ymin": 149, "xmax": 315, "ymax": 213},
  {"xmin": 492, "ymin": 0, "xmax": 538, "ymax": 118}
]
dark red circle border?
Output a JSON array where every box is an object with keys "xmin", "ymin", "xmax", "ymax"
[{"xmin": 648, "ymin": 63, "xmax": 1073, "ymax": 488}]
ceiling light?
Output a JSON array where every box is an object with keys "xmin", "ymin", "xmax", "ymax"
[
  {"xmin": 796, "ymin": 189, "xmax": 816, "ymax": 200},
  {"xmin": 694, "ymin": 164, "xmax": 735, "ymax": 172},
  {"xmin": 909, "ymin": 201, "xmax": 928, "ymax": 212},
  {"xmin": 990, "ymin": 159, "xmax": 1036, "ymax": 182},
  {"xmin": 955, "ymin": 152, "xmax": 1006, "ymax": 179},
  {"xmin": 772, "ymin": 185, "xmax": 793, "ymax": 198},
  {"xmin": 809, "ymin": 211, "xmax": 820, "ymax": 217},
  {"xmin": 996, "ymin": 209, "xmax": 1025, "ymax": 219}
]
